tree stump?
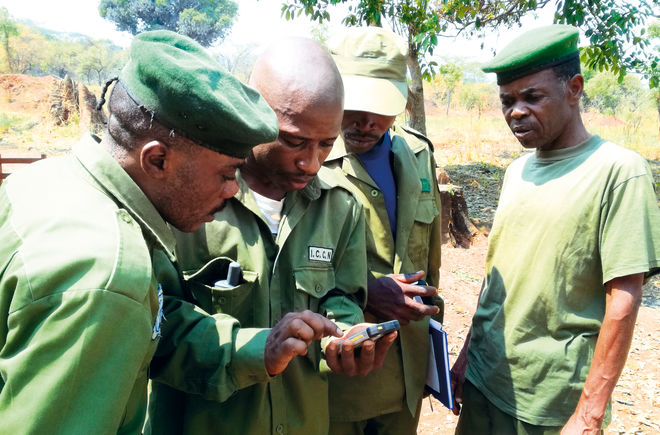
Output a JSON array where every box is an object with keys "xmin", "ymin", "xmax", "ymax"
[
  {"xmin": 438, "ymin": 184, "xmax": 480, "ymax": 248},
  {"xmin": 48, "ymin": 75, "xmax": 78, "ymax": 125},
  {"xmin": 78, "ymin": 82, "xmax": 106, "ymax": 135}
]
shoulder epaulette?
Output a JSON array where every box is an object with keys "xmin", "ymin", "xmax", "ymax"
[{"xmin": 392, "ymin": 124, "xmax": 435, "ymax": 153}]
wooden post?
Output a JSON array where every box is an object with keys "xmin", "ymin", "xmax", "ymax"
[{"xmin": 0, "ymin": 153, "xmax": 47, "ymax": 182}]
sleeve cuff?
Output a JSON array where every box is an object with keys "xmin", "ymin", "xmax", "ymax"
[{"xmin": 230, "ymin": 328, "xmax": 272, "ymax": 389}]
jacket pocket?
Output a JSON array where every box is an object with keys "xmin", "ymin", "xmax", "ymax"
[
  {"xmin": 292, "ymin": 266, "xmax": 336, "ymax": 314},
  {"xmin": 415, "ymin": 197, "xmax": 439, "ymax": 224},
  {"xmin": 184, "ymin": 256, "xmax": 258, "ymax": 325},
  {"xmin": 409, "ymin": 198, "xmax": 439, "ymax": 268}
]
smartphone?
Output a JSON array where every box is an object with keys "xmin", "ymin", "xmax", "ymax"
[
  {"xmin": 413, "ymin": 280, "xmax": 433, "ymax": 305},
  {"xmin": 339, "ymin": 320, "xmax": 400, "ymax": 352}
]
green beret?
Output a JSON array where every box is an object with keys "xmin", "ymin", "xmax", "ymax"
[
  {"xmin": 482, "ymin": 25, "xmax": 580, "ymax": 85},
  {"xmin": 120, "ymin": 30, "xmax": 278, "ymax": 158}
]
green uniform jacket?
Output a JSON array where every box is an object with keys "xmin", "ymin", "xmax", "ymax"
[
  {"xmin": 146, "ymin": 167, "xmax": 367, "ymax": 435},
  {"xmin": 0, "ymin": 135, "xmax": 174, "ymax": 434},
  {"xmin": 323, "ymin": 124, "xmax": 443, "ymax": 421}
]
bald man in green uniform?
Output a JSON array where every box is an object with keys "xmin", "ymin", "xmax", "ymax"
[
  {"xmin": 146, "ymin": 37, "xmax": 395, "ymax": 435},
  {"xmin": 0, "ymin": 30, "xmax": 283, "ymax": 434},
  {"xmin": 451, "ymin": 25, "xmax": 660, "ymax": 434},
  {"xmin": 324, "ymin": 27, "xmax": 444, "ymax": 435}
]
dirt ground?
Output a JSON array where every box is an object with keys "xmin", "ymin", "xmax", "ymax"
[{"xmin": 416, "ymin": 163, "xmax": 660, "ymax": 434}]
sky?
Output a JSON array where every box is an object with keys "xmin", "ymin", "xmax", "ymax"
[{"xmin": 0, "ymin": 0, "xmax": 557, "ymax": 64}]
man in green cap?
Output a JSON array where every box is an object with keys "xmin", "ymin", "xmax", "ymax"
[
  {"xmin": 451, "ymin": 24, "xmax": 660, "ymax": 434},
  {"xmin": 0, "ymin": 29, "xmax": 336, "ymax": 433},
  {"xmin": 145, "ymin": 37, "xmax": 396, "ymax": 435},
  {"xmin": 324, "ymin": 26, "xmax": 444, "ymax": 435}
]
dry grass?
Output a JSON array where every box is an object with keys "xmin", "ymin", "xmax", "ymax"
[
  {"xmin": 428, "ymin": 108, "xmax": 659, "ymax": 167},
  {"xmin": 426, "ymin": 107, "xmax": 660, "ymax": 226}
]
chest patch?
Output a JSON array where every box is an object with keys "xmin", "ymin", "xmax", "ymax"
[
  {"xmin": 308, "ymin": 246, "xmax": 334, "ymax": 263},
  {"xmin": 420, "ymin": 178, "xmax": 431, "ymax": 192}
]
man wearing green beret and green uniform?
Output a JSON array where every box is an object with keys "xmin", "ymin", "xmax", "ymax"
[
  {"xmin": 323, "ymin": 27, "xmax": 443, "ymax": 435},
  {"xmin": 0, "ymin": 30, "xmax": 288, "ymax": 433},
  {"xmin": 451, "ymin": 24, "xmax": 660, "ymax": 434},
  {"xmin": 146, "ymin": 37, "xmax": 396, "ymax": 435}
]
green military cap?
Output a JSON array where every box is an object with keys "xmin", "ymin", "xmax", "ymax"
[
  {"xmin": 329, "ymin": 27, "xmax": 408, "ymax": 116},
  {"xmin": 120, "ymin": 30, "xmax": 278, "ymax": 158},
  {"xmin": 482, "ymin": 24, "xmax": 580, "ymax": 85}
]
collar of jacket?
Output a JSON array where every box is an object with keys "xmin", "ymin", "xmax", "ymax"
[
  {"xmin": 233, "ymin": 169, "xmax": 323, "ymax": 205},
  {"xmin": 326, "ymin": 123, "xmax": 427, "ymax": 163},
  {"xmin": 73, "ymin": 134, "xmax": 177, "ymax": 261}
]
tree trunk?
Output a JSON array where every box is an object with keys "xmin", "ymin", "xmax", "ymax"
[
  {"xmin": 1, "ymin": 32, "xmax": 11, "ymax": 73},
  {"xmin": 406, "ymin": 36, "xmax": 426, "ymax": 135},
  {"xmin": 657, "ymin": 96, "xmax": 659, "ymax": 137}
]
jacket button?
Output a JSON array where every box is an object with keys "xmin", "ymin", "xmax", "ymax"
[
  {"xmin": 315, "ymin": 284, "xmax": 323, "ymax": 294},
  {"xmin": 276, "ymin": 424, "xmax": 284, "ymax": 433},
  {"xmin": 119, "ymin": 210, "xmax": 132, "ymax": 224},
  {"xmin": 370, "ymin": 189, "xmax": 379, "ymax": 197}
]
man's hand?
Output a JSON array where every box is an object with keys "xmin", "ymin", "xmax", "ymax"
[
  {"xmin": 324, "ymin": 323, "xmax": 397, "ymax": 377},
  {"xmin": 265, "ymin": 310, "xmax": 343, "ymax": 375},
  {"xmin": 366, "ymin": 271, "xmax": 439, "ymax": 324},
  {"xmin": 561, "ymin": 412, "xmax": 602, "ymax": 435},
  {"xmin": 450, "ymin": 329, "xmax": 471, "ymax": 415}
]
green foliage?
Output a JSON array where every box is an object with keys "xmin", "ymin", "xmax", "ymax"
[
  {"xmin": 1, "ymin": 22, "xmax": 125, "ymax": 84},
  {"xmin": 310, "ymin": 22, "xmax": 330, "ymax": 47},
  {"xmin": 458, "ymin": 82, "xmax": 499, "ymax": 116},
  {"xmin": 649, "ymin": 20, "xmax": 660, "ymax": 39},
  {"xmin": 76, "ymin": 41, "xmax": 127, "ymax": 85},
  {"xmin": 280, "ymin": 0, "xmax": 659, "ymax": 88},
  {"xmin": 555, "ymin": 0, "xmax": 658, "ymax": 88},
  {"xmin": 429, "ymin": 62, "xmax": 463, "ymax": 114},
  {"xmin": 583, "ymin": 72, "xmax": 652, "ymax": 116},
  {"xmin": 216, "ymin": 43, "xmax": 258, "ymax": 83},
  {"xmin": 99, "ymin": 0, "xmax": 238, "ymax": 47},
  {"xmin": 0, "ymin": 112, "xmax": 37, "ymax": 134},
  {"xmin": 0, "ymin": 7, "xmax": 19, "ymax": 73}
]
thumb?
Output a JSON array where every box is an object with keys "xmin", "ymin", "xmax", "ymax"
[{"xmin": 397, "ymin": 270, "xmax": 426, "ymax": 283}]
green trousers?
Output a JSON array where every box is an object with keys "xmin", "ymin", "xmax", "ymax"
[
  {"xmin": 455, "ymin": 381, "xmax": 570, "ymax": 435},
  {"xmin": 329, "ymin": 397, "xmax": 422, "ymax": 435}
]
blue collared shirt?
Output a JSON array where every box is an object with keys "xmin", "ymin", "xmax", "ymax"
[{"xmin": 356, "ymin": 131, "xmax": 397, "ymax": 239}]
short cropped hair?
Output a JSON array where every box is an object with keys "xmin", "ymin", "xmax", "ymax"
[
  {"xmin": 106, "ymin": 81, "xmax": 179, "ymax": 152},
  {"xmin": 552, "ymin": 56, "xmax": 581, "ymax": 84}
]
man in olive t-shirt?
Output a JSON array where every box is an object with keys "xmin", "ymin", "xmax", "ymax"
[{"xmin": 451, "ymin": 25, "xmax": 660, "ymax": 434}]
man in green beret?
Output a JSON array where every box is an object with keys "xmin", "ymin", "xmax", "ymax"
[
  {"xmin": 0, "ymin": 29, "xmax": 339, "ymax": 434},
  {"xmin": 451, "ymin": 24, "xmax": 660, "ymax": 434},
  {"xmin": 145, "ymin": 37, "xmax": 396, "ymax": 435},
  {"xmin": 324, "ymin": 26, "xmax": 444, "ymax": 435}
]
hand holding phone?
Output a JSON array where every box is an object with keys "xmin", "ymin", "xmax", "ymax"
[
  {"xmin": 338, "ymin": 320, "xmax": 400, "ymax": 352},
  {"xmin": 324, "ymin": 321, "xmax": 399, "ymax": 377}
]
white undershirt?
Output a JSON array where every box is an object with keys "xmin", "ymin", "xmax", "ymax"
[{"xmin": 251, "ymin": 190, "xmax": 284, "ymax": 235}]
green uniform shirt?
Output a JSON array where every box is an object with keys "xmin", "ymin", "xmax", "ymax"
[
  {"xmin": 0, "ymin": 135, "xmax": 175, "ymax": 434},
  {"xmin": 323, "ymin": 124, "xmax": 443, "ymax": 421},
  {"xmin": 146, "ymin": 167, "xmax": 367, "ymax": 435},
  {"xmin": 466, "ymin": 136, "xmax": 660, "ymax": 426}
]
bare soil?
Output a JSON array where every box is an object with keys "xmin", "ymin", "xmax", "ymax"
[{"xmin": 0, "ymin": 74, "xmax": 58, "ymax": 114}]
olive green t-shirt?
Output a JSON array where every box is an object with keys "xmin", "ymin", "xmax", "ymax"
[{"xmin": 466, "ymin": 136, "xmax": 660, "ymax": 426}]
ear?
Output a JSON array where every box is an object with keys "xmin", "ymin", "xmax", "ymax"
[
  {"xmin": 140, "ymin": 140, "xmax": 172, "ymax": 180},
  {"xmin": 565, "ymin": 74, "xmax": 584, "ymax": 106}
]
